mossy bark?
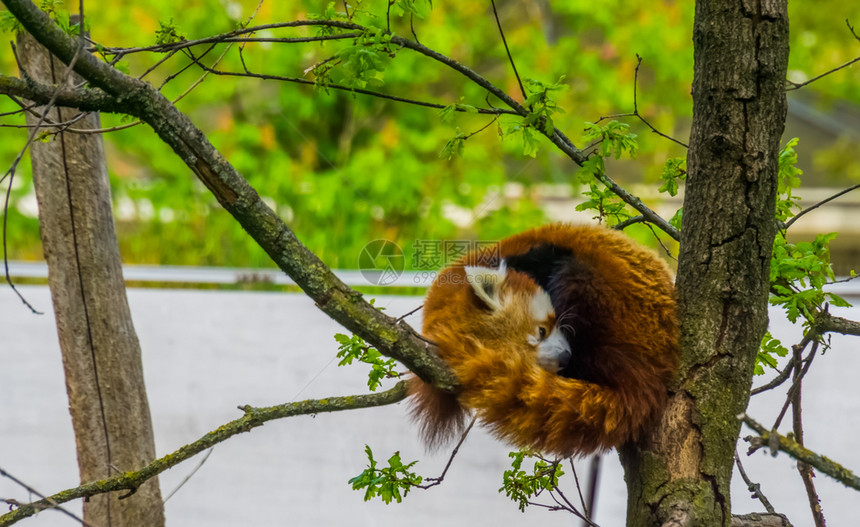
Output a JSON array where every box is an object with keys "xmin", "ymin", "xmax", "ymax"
[{"xmin": 620, "ymin": 1, "xmax": 789, "ymax": 526}]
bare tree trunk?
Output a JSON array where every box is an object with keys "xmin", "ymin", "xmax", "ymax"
[
  {"xmin": 620, "ymin": 1, "xmax": 790, "ymax": 526},
  {"xmin": 17, "ymin": 27, "xmax": 165, "ymax": 527}
]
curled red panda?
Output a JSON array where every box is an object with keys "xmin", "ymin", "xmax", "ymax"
[{"xmin": 409, "ymin": 223, "xmax": 678, "ymax": 457}]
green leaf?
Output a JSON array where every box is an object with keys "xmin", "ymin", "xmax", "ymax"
[
  {"xmin": 658, "ymin": 157, "xmax": 686, "ymax": 197},
  {"xmin": 756, "ymin": 331, "xmax": 789, "ymax": 375},
  {"xmin": 155, "ymin": 17, "xmax": 186, "ymax": 45},
  {"xmin": 439, "ymin": 130, "xmax": 466, "ymax": 160},
  {"xmin": 769, "ymin": 231, "xmax": 851, "ymax": 327},
  {"xmin": 334, "ymin": 333, "xmax": 399, "ymax": 390},
  {"xmin": 499, "ymin": 450, "xmax": 564, "ymax": 512},
  {"xmin": 348, "ymin": 446, "xmax": 422, "ymax": 504},
  {"xmin": 775, "ymin": 138, "xmax": 803, "ymax": 222},
  {"xmin": 0, "ymin": 10, "xmax": 22, "ymax": 33},
  {"xmin": 669, "ymin": 207, "xmax": 683, "ymax": 231},
  {"xmin": 521, "ymin": 127, "xmax": 539, "ymax": 158},
  {"xmin": 394, "ymin": 0, "xmax": 432, "ymax": 19}
]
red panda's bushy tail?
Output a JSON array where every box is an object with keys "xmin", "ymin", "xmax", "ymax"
[{"xmin": 407, "ymin": 375, "xmax": 469, "ymax": 450}]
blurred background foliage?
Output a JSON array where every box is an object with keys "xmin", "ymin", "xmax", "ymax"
[{"xmin": 1, "ymin": 0, "xmax": 858, "ymax": 270}]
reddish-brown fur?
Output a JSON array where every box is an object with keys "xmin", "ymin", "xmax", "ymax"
[{"xmin": 409, "ymin": 223, "xmax": 679, "ymax": 456}]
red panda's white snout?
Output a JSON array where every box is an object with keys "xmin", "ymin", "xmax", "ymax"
[{"xmin": 463, "ymin": 262, "xmax": 570, "ymax": 374}]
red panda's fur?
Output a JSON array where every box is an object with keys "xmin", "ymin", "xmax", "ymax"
[{"xmin": 409, "ymin": 223, "xmax": 679, "ymax": 457}]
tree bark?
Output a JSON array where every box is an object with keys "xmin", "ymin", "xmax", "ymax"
[
  {"xmin": 17, "ymin": 28, "xmax": 165, "ymax": 527},
  {"xmin": 620, "ymin": 1, "xmax": 789, "ymax": 526}
]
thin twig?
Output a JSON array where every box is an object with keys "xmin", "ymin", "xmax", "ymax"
[
  {"xmin": 583, "ymin": 456, "xmax": 601, "ymax": 525},
  {"xmin": 417, "ymin": 415, "xmax": 476, "ymax": 489},
  {"xmin": 790, "ymin": 344, "xmax": 826, "ymax": 527},
  {"xmin": 735, "ymin": 451, "xmax": 777, "ymax": 514},
  {"xmin": 771, "ymin": 340, "xmax": 818, "ymax": 432},
  {"xmin": 786, "ymin": 56, "xmax": 860, "ymax": 91},
  {"xmin": 596, "ymin": 55, "xmax": 688, "ymax": 149},
  {"xmin": 395, "ymin": 303, "xmax": 423, "ymax": 323},
  {"xmin": 162, "ymin": 448, "xmax": 214, "ymax": 504},
  {"xmin": 569, "ymin": 458, "xmax": 589, "ymax": 519},
  {"xmin": 750, "ymin": 355, "xmax": 797, "ymax": 396},
  {"xmin": 784, "ymin": 183, "xmax": 860, "ymax": 230},
  {"xmin": 489, "ymin": 0, "xmax": 526, "ymax": 100}
]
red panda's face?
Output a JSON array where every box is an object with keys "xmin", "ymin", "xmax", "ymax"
[{"xmin": 450, "ymin": 263, "xmax": 571, "ymax": 373}]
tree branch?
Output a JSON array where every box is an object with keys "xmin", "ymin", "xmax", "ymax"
[
  {"xmin": 731, "ymin": 513, "xmax": 793, "ymax": 527},
  {"xmin": 816, "ymin": 311, "xmax": 860, "ymax": 336},
  {"xmin": 0, "ymin": 75, "xmax": 125, "ymax": 113},
  {"xmin": 1, "ymin": 0, "xmax": 459, "ymax": 392},
  {"xmin": 741, "ymin": 414, "xmax": 860, "ymax": 491},
  {"xmin": 0, "ymin": 381, "xmax": 409, "ymax": 526}
]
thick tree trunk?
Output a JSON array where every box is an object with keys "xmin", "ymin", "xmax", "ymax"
[
  {"xmin": 17, "ymin": 29, "xmax": 165, "ymax": 527},
  {"xmin": 620, "ymin": 1, "xmax": 789, "ymax": 526}
]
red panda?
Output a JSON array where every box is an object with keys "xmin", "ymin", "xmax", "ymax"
[{"xmin": 409, "ymin": 223, "xmax": 679, "ymax": 457}]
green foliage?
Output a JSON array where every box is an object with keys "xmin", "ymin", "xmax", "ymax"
[
  {"xmin": 39, "ymin": 0, "xmax": 63, "ymax": 18},
  {"xmin": 497, "ymin": 76, "xmax": 567, "ymax": 158},
  {"xmin": 769, "ymin": 233, "xmax": 851, "ymax": 324},
  {"xmin": 668, "ymin": 207, "xmax": 683, "ymax": 231},
  {"xmin": 575, "ymin": 156, "xmax": 630, "ymax": 223},
  {"xmin": 155, "ymin": 17, "xmax": 185, "ymax": 45},
  {"xmin": 657, "ymin": 156, "xmax": 686, "ymax": 231},
  {"xmin": 759, "ymin": 138, "xmax": 852, "ymax": 370},
  {"xmin": 573, "ymin": 122, "xmax": 640, "ymax": 224},
  {"xmin": 334, "ymin": 332, "xmax": 399, "ymax": 391},
  {"xmin": 522, "ymin": 76, "xmax": 568, "ymax": 136},
  {"xmin": 439, "ymin": 129, "xmax": 466, "ymax": 160},
  {"xmin": 348, "ymin": 445, "xmax": 422, "ymax": 504},
  {"xmin": 583, "ymin": 120, "xmax": 639, "ymax": 160},
  {"xmin": 658, "ymin": 156, "xmax": 686, "ymax": 197},
  {"xmin": 499, "ymin": 450, "xmax": 564, "ymax": 512},
  {"xmin": 335, "ymin": 28, "xmax": 396, "ymax": 89},
  {"xmin": 756, "ymin": 331, "xmax": 790, "ymax": 375},
  {"xmin": 438, "ymin": 100, "xmax": 478, "ymax": 125},
  {"xmin": 501, "ymin": 120, "xmax": 541, "ymax": 158},
  {"xmin": 393, "ymin": 0, "xmax": 432, "ymax": 20},
  {"xmin": 776, "ymin": 137, "xmax": 802, "ymax": 223},
  {"xmin": 0, "ymin": 10, "xmax": 21, "ymax": 33},
  {"xmin": 307, "ymin": 1, "xmax": 348, "ymax": 37},
  {"xmin": 752, "ymin": 138, "xmax": 854, "ymax": 372}
]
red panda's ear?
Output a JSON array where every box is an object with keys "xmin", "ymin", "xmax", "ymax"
[{"xmin": 464, "ymin": 263, "xmax": 506, "ymax": 311}]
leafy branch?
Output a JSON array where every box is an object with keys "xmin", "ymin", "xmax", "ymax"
[
  {"xmin": 500, "ymin": 450, "xmax": 564, "ymax": 512},
  {"xmin": 335, "ymin": 332, "xmax": 399, "ymax": 391},
  {"xmin": 498, "ymin": 450, "xmax": 598, "ymax": 525},
  {"xmin": 348, "ymin": 446, "xmax": 422, "ymax": 504},
  {"xmin": 0, "ymin": 382, "xmax": 410, "ymax": 526},
  {"xmin": 756, "ymin": 138, "xmax": 854, "ymax": 375}
]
